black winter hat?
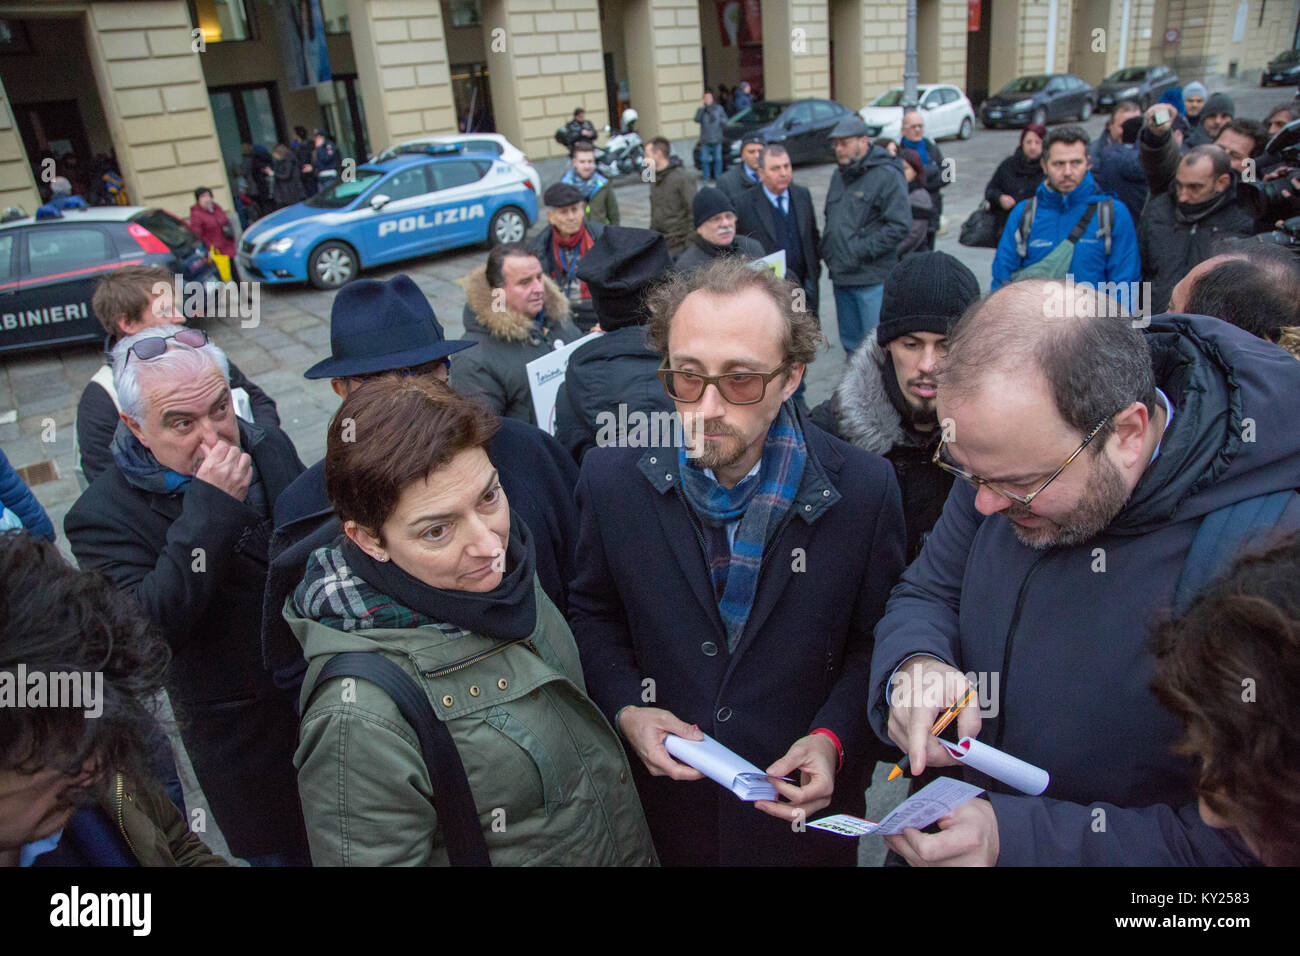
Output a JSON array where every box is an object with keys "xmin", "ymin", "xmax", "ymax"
[
  {"xmin": 1202, "ymin": 91, "xmax": 1235, "ymax": 118},
  {"xmin": 574, "ymin": 226, "xmax": 673, "ymax": 330},
  {"xmin": 1121, "ymin": 115, "xmax": 1143, "ymax": 144},
  {"xmin": 877, "ymin": 252, "xmax": 981, "ymax": 347},
  {"xmin": 692, "ymin": 186, "xmax": 734, "ymax": 227},
  {"xmin": 543, "ymin": 182, "xmax": 584, "ymax": 207}
]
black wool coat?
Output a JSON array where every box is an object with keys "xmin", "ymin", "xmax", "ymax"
[
  {"xmin": 64, "ymin": 419, "xmax": 309, "ymax": 861},
  {"xmin": 568, "ymin": 415, "xmax": 907, "ymax": 865}
]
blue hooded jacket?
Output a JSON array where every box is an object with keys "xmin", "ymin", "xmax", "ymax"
[
  {"xmin": 868, "ymin": 314, "xmax": 1300, "ymax": 865},
  {"xmin": 991, "ymin": 171, "xmax": 1141, "ymax": 307}
]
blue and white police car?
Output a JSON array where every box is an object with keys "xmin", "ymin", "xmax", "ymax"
[{"xmin": 237, "ymin": 145, "xmax": 538, "ymax": 290}]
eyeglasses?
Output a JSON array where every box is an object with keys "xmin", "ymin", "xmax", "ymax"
[
  {"xmin": 657, "ymin": 363, "xmax": 789, "ymax": 406},
  {"xmin": 932, "ymin": 416, "xmax": 1111, "ymax": 505},
  {"xmin": 125, "ymin": 327, "xmax": 208, "ymax": 366}
]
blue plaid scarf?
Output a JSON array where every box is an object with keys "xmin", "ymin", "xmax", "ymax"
[{"xmin": 677, "ymin": 400, "xmax": 807, "ymax": 651}]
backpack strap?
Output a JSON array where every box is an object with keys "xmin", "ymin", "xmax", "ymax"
[
  {"xmin": 1173, "ymin": 490, "xmax": 1298, "ymax": 614},
  {"xmin": 1097, "ymin": 198, "xmax": 1114, "ymax": 256},
  {"xmin": 1015, "ymin": 196, "xmax": 1037, "ymax": 260},
  {"xmin": 305, "ymin": 652, "xmax": 492, "ymax": 867},
  {"xmin": 1065, "ymin": 202, "xmax": 1098, "ymax": 244}
]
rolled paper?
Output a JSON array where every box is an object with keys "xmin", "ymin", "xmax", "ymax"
[{"xmin": 941, "ymin": 737, "xmax": 1050, "ymax": 796}]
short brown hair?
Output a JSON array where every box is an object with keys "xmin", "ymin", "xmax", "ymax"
[
  {"xmin": 325, "ymin": 377, "xmax": 499, "ymax": 542},
  {"xmin": 1150, "ymin": 531, "xmax": 1300, "ymax": 866},
  {"xmin": 485, "ymin": 242, "xmax": 537, "ymax": 289},
  {"xmin": 572, "ymin": 140, "xmax": 596, "ymax": 156},
  {"xmin": 649, "ymin": 136, "xmax": 672, "ymax": 160},
  {"xmin": 644, "ymin": 256, "xmax": 823, "ymax": 367},
  {"xmin": 92, "ymin": 264, "xmax": 173, "ymax": 339}
]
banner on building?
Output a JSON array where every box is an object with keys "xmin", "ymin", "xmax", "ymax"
[
  {"xmin": 279, "ymin": 0, "xmax": 332, "ymax": 92},
  {"xmin": 968, "ymin": 0, "xmax": 982, "ymax": 32}
]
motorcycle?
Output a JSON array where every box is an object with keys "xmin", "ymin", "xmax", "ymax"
[{"xmin": 595, "ymin": 110, "xmax": 644, "ymax": 178}]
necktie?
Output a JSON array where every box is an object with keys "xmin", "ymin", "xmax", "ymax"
[{"xmin": 780, "ymin": 194, "xmax": 787, "ymax": 215}]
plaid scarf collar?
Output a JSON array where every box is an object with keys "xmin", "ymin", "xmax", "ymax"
[{"xmin": 677, "ymin": 400, "xmax": 807, "ymax": 651}]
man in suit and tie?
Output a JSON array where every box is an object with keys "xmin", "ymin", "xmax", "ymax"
[
  {"xmin": 735, "ymin": 144, "xmax": 822, "ymax": 318},
  {"xmin": 717, "ymin": 132, "xmax": 765, "ymax": 207}
]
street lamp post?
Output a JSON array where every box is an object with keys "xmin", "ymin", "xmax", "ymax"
[{"xmin": 904, "ymin": 0, "xmax": 919, "ymax": 108}]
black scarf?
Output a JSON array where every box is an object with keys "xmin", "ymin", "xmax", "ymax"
[
  {"xmin": 881, "ymin": 355, "xmax": 938, "ymax": 444},
  {"xmin": 690, "ymin": 234, "xmax": 740, "ymax": 259},
  {"xmin": 342, "ymin": 511, "xmax": 539, "ymax": 643}
]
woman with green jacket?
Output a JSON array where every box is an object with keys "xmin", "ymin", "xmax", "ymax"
[{"xmin": 286, "ymin": 376, "xmax": 657, "ymax": 866}]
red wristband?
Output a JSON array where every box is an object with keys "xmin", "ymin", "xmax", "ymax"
[{"xmin": 811, "ymin": 728, "xmax": 844, "ymax": 772}]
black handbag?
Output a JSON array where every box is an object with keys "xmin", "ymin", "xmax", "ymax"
[
  {"xmin": 959, "ymin": 201, "xmax": 1004, "ymax": 249},
  {"xmin": 221, "ymin": 221, "xmax": 235, "ymax": 240}
]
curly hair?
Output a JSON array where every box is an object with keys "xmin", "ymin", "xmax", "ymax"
[
  {"xmin": 0, "ymin": 531, "xmax": 171, "ymax": 795},
  {"xmin": 1150, "ymin": 531, "xmax": 1300, "ymax": 866},
  {"xmin": 644, "ymin": 256, "xmax": 823, "ymax": 367}
]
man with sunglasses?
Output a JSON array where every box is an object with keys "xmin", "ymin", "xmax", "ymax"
[
  {"xmin": 64, "ymin": 325, "xmax": 311, "ymax": 866},
  {"xmin": 75, "ymin": 263, "xmax": 280, "ymax": 487},
  {"xmin": 568, "ymin": 257, "xmax": 907, "ymax": 866},
  {"xmin": 867, "ymin": 279, "xmax": 1300, "ymax": 867}
]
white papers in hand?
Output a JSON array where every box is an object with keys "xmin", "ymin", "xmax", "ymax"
[
  {"xmin": 807, "ymin": 777, "xmax": 986, "ymax": 837},
  {"xmin": 940, "ymin": 737, "xmax": 1050, "ymax": 795},
  {"xmin": 662, "ymin": 732, "xmax": 778, "ymax": 801}
]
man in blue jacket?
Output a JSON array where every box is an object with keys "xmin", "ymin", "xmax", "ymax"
[
  {"xmin": 992, "ymin": 127, "xmax": 1140, "ymax": 311},
  {"xmin": 868, "ymin": 279, "xmax": 1300, "ymax": 866},
  {"xmin": 569, "ymin": 257, "xmax": 906, "ymax": 866}
]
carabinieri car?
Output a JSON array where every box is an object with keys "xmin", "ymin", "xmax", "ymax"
[{"xmin": 237, "ymin": 145, "xmax": 538, "ymax": 290}]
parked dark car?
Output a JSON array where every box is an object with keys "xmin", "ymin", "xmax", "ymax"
[
  {"xmin": 1095, "ymin": 64, "xmax": 1179, "ymax": 110},
  {"xmin": 0, "ymin": 206, "xmax": 218, "ymax": 355},
  {"xmin": 694, "ymin": 97, "xmax": 854, "ymax": 170},
  {"xmin": 980, "ymin": 74, "xmax": 1095, "ymax": 129},
  {"xmin": 1261, "ymin": 49, "xmax": 1300, "ymax": 86}
]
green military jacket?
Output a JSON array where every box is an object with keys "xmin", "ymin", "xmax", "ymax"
[{"xmin": 286, "ymin": 578, "xmax": 657, "ymax": 867}]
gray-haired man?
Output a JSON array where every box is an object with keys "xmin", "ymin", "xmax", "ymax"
[{"xmin": 64, "ymin": 326, "xmax": 309, "ymax": 865}]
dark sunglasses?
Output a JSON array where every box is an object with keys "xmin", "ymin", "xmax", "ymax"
[
  {"xmin": 125, "ymin": 327, "xmax": 209, "ymax": 366},
  {"xmin": 657, "ymin": 363, "xmax": 789, "ymax": 406}
]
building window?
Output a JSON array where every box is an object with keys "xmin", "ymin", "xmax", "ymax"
[
  {"xmin": 320, "ymin": 0, "xmax": 349, "ymax": 34},
  {"xmin": 188, "ymin": 0, "xmax": 256, "ymax": 44},
  {"xmin": 449, "ymin": 0, "xmax": 481, "ymax": 28}
]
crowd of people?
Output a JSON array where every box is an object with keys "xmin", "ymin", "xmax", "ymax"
[
  {"xmin": 234, "ymin": 127, "xmax": 341, "ymax": 226},
  {"xmin": 4, "ymin": 78, "xmax": 1300, "ymax": 871}
]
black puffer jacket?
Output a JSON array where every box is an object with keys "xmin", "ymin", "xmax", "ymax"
[
  {"xmin": 822, "ymin": 145, "xmax": 911, "ymax": 287},
  {"xmin": 1138, "ymin": 186, "xmax": 1256, "ymax": 313},
  {"xmin": 553, "ymin": 325, "xmax": 675, "ymax": 464},
  {"xmin": 983, "ymin": 147, "xmax": 1044, "ymax": 209}
]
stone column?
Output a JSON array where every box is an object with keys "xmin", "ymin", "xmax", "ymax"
[
  {"xmin": 761, "ymin": 0, "xmax": 830, "ymax": 101},
  {"xmin": 347, "ymin": 0, "xmax": 458, "ymax": 156},
  {"xmin": 0, "ymin": 77, "xmax": 39, "ymax": 215},
  {"xmin": 85, "ymin": 0, "xmax": 230, "ymax": 217}
]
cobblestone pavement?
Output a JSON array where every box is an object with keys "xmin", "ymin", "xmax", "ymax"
[{"xmin": 1, "ymin": 80, "xmax": 1283, "ymax": 864}]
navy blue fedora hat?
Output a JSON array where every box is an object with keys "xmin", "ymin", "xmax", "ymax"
[{"xmin": 304, "ymin": 274, "xmax": 475, "ymax": 379}]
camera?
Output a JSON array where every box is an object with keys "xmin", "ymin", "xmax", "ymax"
[{"xmin": 1236, "ymin": 117, "xmax": 1300, "ymax": 222}]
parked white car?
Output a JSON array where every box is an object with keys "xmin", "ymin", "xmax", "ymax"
[
  {"xmin": 372, "ymin": 133, "xmax": 542, "ymax": 200},
  {"xmin": 858, "ymin": 85, "xmax": 976, "ymax": 141}
]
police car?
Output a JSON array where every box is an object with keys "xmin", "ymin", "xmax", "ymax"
[
  {"xmin": 0, "ymin": 206, "xmax": 218, "ymax": 355},
  {"xmin": 237, "ymin": 146, "xmax": 538, "ymax": 290}
]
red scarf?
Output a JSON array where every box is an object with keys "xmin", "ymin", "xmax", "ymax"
[{"xmin": 551, "ymin": 227, "xmax": 594, "ymax": 299}]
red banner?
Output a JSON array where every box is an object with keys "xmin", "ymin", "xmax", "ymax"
[{"xmin": 967, "ymin": 0, "xmax": 981, "ymax": 32}]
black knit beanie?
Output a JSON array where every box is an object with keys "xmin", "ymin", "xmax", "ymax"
[{"xmin": 877, "ymin": 252, "xmax": 981, "ymax": 347}]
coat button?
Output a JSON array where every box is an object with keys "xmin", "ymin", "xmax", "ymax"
[
  {"xmin": 620, "ymin": 770, "xmax": 628, "ymax": 784},
  {"xmin": 497, "ymin": 678, "xmax": 508, "ymax": 691},
  {"xmin": 469, "ymin": 685, "xmax": 481, "ymax": 697},
  {"xmin": 701, "ymin": 641, "xmax": 718, "ymax": 656},
  {"xmin": 823, "ymin": 489, "xmax": 830, "ymax": 497},
  {"xmin": 666, "ymin": 474, "xmax": 673, "ymax": 481},
  {"xmin": 442, "ymin": 694, "xmax": 454, "ymax": 707},
  {"xmin": 649, "ymin": 456, "xmax": 657, "ymax": 464},
  {"xmin": 716, "ymin": 706, "xmax": 732, "ymax": 722}
]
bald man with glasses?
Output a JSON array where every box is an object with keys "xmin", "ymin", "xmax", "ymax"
[{"xmin": 567, "ymin": 257, "xmax": 906, "ymax": 867}]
